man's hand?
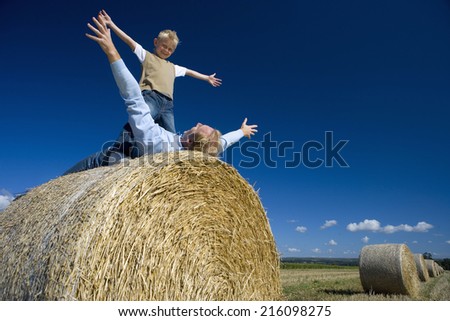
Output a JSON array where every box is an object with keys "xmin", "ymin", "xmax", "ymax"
[
  {"xmin": 240, "ymin": 118, "xmax": 258, "ymax": 138},
  {"xmin": 85, "ymin": 15, "xmax": 120, "ymax": 63},
  {"xmin": 208, "ymin": 73, "xmax": 222, "ymax": 87}
]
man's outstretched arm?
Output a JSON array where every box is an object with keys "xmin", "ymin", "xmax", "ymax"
[
  {"xmin": 219, "ymin": 118, "xmax": 258, "ymax": 153},
  {"xmin": 85, "ymin": 16, "xmax": 166, "ymax": 151},
  {"xmin": 85, "ymin": 15, "xmax": 142, "ymax": 109}
]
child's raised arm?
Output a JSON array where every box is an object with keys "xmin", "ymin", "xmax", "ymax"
[
  {"xmin": 98, "ymin": 9, "xmax": 137, "ymax": 52},
  {"xmin": 185, "ymin": 69, "xmax": 222, "ymax": 87}
]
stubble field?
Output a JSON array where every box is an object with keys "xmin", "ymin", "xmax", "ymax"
[{"xmin": 281, "ymin": 266, "xmax": 450, "ymax": 301}]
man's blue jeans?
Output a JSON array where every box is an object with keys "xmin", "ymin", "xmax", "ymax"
[{"xmin": 62, "ymin": 149, "xmax": 125, "ymax": 175}]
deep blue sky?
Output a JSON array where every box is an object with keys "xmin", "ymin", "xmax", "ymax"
[{"xmin": 1, "ymin": 0, "xmax": 449, "ymax": 258}]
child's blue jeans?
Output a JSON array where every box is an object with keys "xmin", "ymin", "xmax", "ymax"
[{"xmin": 142, "ymin": 90, "xmax": 176, "ymax": 134}]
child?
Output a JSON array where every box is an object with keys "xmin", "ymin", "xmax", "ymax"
[{"xmin": 99, "ymin": 10, "xmax": 222, "ymax": 134}]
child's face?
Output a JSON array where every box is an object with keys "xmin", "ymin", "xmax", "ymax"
[{"xmin": 153, "ymin": 38, "xmax": 177, "ymax": 59}]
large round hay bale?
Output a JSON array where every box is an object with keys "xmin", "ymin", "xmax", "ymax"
[
  {"xmin": 0, "ymin": 151, "xmax": 281, "ymax": 301},
  {"xmin": 413, "ymin": 254, "xmax": 430, "ymax": 282},
  {"xmin": 425, "ymin": 259, "xmax": 437, "ymax": 277},
  {"xmin": 359, "ymin": 244, "xmax": 420, "ymax": 297}
]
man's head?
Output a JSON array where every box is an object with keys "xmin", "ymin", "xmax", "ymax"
[
  {"xmin": 153, "ymin": 30, "xmax": 179, "ymax": 59},
  {"xmin": 181, "ymin": 123, "xmax": 221, "ymax": 156}
]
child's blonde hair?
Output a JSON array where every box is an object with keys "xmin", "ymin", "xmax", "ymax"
[{"xmin": 157, "ymin": 30, "xmax": 180, "ymax": 46}]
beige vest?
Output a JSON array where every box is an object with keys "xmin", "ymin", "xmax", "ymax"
[{"xmin": 139, "ymin": 51, "xmax": 175, "ymax": 100}]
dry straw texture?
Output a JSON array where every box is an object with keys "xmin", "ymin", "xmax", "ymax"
[
  {"xmin": 425, "ymin": 259, "xmax": 437, "ymax": 277},
  {"xmin": 359, "ymin": 244, "xmax": 420, "ymax": 298},
  {"xmin": 413, "ymin": 254, "xmax": 430, "ymax": 282},
  {"xmin": 433, "ymin": 262, "xmax": 439, "ymax": 276},
  {"xmin": 433, "ymin": 262, "xmax": 442, "ymax": 276},
  {"xmin": 0, "ymin": 151, "xmax": 281, "ymax": 301},
  {"xmin": 438, "ymin": 262, "xmax": 444, "ymax": 275}
]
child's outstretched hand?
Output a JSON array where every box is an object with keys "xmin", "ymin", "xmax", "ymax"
[
  {"xmin": 98, "ymin": 9, "xmax": 113, "ymax": 26},
  {"xmin": 240, "ymin": 118, "xmax": 258, "ymax": 138},
  {"xmin": 208, "ymin": 73, "xmax": 222, "ymax": 87}
]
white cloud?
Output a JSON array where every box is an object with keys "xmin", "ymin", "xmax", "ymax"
[
  {"xmin": 446, "ymin": 240, "xmax": 450, "ymax": 244},
  {"xmin": 347, "ymin": 219, "xmax": 381, "ymax": 232},
  {"xmin": 320, "ymin": 220, "xmax": 337, "ymax": 230},
  {"xmin": 413, "ymin": 222, "xmax": 434, "ymax": 232},
  {"xmin": 327, "ymin": 239, "xmax": 338, "ymax": 246},
  {"xmin": 412, "ymin": 240, "xmax": 418, "ymax": 244},
  {"xmin": 361, "ymin": 236, "xmax": 369, "ymax": 243},
  {"xmin": 295, "ymin": 226, "xmax": 307, "ymax": 233},
  {"xmin": 381, "ymin": 222, "xmax": 433, "ymax": 233},
  {"xmin": 382, "ymin": 225, "xmax": 399, "ymax": 234},
  {"xmin": 288, "ymin": 248, "xmax": 301, "ymax": 253},
  {"xmin": 347, "ymin": 219, "xmax": 434, "ymax": 234},
  {"xmin": 0, "ymin": 189, "xmax": 14, "ymax": 211},
  {"xmin": 311, "ymin": 248, "xmax": 321, "ymax": 254},
  {"xmin": 287, "ymin": 219, "xmax": 298, "ymax": 223}
]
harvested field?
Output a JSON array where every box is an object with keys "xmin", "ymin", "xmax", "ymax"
[{"xmin": 281, "ymin": 266, "xmax": 450, "ymax": 301}]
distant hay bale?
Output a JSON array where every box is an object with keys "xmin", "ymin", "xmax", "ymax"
[
  {"xmin": 425, "ymin": 259, "xmax": 437, "ymax": 277},
  {"xmin": 359, "ymin": 244, "xmax": 420, "ymax": 297},
  {"xmin": 433, "ymin": 262, "xmax": 441, "ymax": 276},
  {"xmin": 413, "ymin": 254, "xmax": 430, "ymax": 282},
  {"xmin": 0, "ymin": 151, "xmax": 281, "ymax": 301}
]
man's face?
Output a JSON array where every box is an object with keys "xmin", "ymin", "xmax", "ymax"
[
  {"xmin": 153, "ymin": 38, "xmax": 177, "ymax": 59},
  {"xmin": 183, "ymin": 123, "xmax": 215, "ymax": 139}
]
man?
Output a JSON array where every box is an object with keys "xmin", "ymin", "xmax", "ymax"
[{"xmin": 63, "ymin": 16, "xmax": 257, "ymax": 175}]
